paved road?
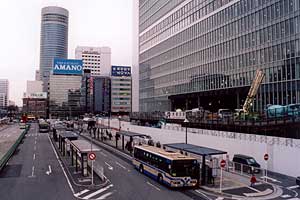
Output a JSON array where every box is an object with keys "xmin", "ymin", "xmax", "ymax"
[
  {"xmin": 0, "ymin": 123, "xmax": 75, "ymax": 200},
  {"xmin": 76, "ymin": 133, "xmax": 216, "ymax": 200}
]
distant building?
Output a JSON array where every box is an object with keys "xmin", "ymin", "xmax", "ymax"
[
  {"xmin": 75, "ymin": 46, "xmax": 111, "ymax": 76},
  {"xmin": 81, "ymin": 69, "xmax": 92, "ymax": 113},
  {"xmin": 26, "ymin": 80, "xmax": 43, "ymax": 94},
  {"xmin": 0, "ymin": 79, "xmax": 9, "ymax": 109},
  {"xmin": 111, "ymin": 66, "xmax": 132, "ymax": 114},
  {"xmin": 40, "ymin": 6, "xmax": 69, "ymax": 92},
  {"xmin": 35, "ymin": 70, "xmax": 40, "ymax": 81},
  {"xmin": 22, "ymin": 93, "xmax": 47, "ymax": 118},
  {"xmin": 93, "ymin": 77, "xmax": 111, "ymax": 113},
  {"xmin": 8, "ymin": 100, "xmax": 15, "ymax": 106}
]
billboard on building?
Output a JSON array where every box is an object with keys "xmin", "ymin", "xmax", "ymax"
[
  {"xmin": 53, "ymin": 59, "xmax": 83, "ymax": 75},
  {"xmin": 23, "ymin": 92, "xmax": 47, "ymax": 99},
  {"xmin": 111, "ymin": 66, "xmax": 131, "ymax": 77}
]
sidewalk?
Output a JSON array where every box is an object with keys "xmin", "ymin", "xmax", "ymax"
[{"xmin": 202, "ymin": 170, "xmax": 283, "ymax": 199}]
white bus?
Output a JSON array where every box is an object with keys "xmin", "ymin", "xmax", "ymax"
[{"xmin": 133, "ymin": 145, "xmax": 199, "ymax": 187}]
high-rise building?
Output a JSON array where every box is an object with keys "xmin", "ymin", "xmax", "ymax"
[
  {"xmin": 0, "ymin": 79, "xmax": 9, "ymax": 109},
  {"xmin": 49, "ymin": 59, "xmax": 83, "ymax": 118},
  {"xmin": 35, "ymin": 70, "xmax": 40, "ymax": 81},
  {"xmin": 138, "ymin": 0, "xmax": 300, "ymax": 112},
  {"xmin": 39, "ymin": 6, "xmax": 69, "ymax": 92},
  {"xmin": 111, "ymin": 66, "xmax": 132, "ymax": 114},
  {"xmin": 75, "ymin": 46, "xmax": 111, "ymax": 76}
]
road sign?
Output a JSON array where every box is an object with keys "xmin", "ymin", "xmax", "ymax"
[
  {"xmin": 220, "ymin": 159, "xmax": 226, "ymax": 168},
  {"xmin": 89, "ymin": 152, "xmax": 96, "ymax": 160},
  {"xmin": 264, "ymin": 153, "xmax": 269, "ymax": 161}
]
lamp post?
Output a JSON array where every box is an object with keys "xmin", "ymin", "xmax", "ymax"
[
  {"xmin": 184, "ymin": 118, "xmax": 189, "ymax": 144},
  {"xmin": 118, "ymin": 115, "xmax": 121, "ymax": 131}
]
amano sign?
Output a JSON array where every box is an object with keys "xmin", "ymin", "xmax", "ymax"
[{"xmin": 53, "ymin": 59, "xmax": 83, "ymax": 75}]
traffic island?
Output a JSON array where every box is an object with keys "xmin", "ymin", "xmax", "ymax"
[{"xmin": 49, "ymin": 131, "xmax": 109, "ymax": 190}]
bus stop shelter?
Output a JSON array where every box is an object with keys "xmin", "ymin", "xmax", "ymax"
[
  {"xmin": 93, "ymin": 125, "xmax": 111, "ymax": 140},
  {"xmin": 58, "ymin": 131, "xmax": 78, "ymax": 156},
  {"xmin": 164, "ymin": 143, "xmax": 227, "ymax": 186},
  {"xmin": 69, "ymin": 140, "xmax": 100, "ymax": 176},
  {"xmin": 116, "ymin": 130, "xmax": 149, "ymax": 152}
]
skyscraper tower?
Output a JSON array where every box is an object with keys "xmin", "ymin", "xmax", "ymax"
[{"xmin": 39, "ymin": 6, "xmax": 69, "ymax": 92}]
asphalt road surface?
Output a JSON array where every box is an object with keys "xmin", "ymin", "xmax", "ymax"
[{"xmin": 0, "ymin": 123, "xmax": 75, "ymax": 200}]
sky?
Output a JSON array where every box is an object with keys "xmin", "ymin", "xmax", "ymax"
[{"xmin": 0, "ymin": 0, "xmax": 133, "ymax": 106}]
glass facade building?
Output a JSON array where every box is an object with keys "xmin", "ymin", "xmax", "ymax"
[
  {"xmin": 139, "ymin": 0, "xmax": 300, "ymax": 112},
  {"xmin": 40, "ymin": 6, "xmax": 69, "ymax": 92}
]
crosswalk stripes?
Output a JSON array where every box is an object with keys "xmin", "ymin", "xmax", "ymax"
[{"xmin": 76, "ymin": 184, "xmax": 114, "ymax": 200}]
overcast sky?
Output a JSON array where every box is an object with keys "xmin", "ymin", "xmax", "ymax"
[{"xmin": 0, "ymin": 0, "xmax": 133, "ymax": 106}]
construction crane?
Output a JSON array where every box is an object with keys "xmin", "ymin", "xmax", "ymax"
[{"xmin": 242, "ymin": 69, "xmax": 265, "ymax": 114}]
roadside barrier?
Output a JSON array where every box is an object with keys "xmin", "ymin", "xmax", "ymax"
[{"xmin": 0, "ymin": 125, "xmax": 30, "ymax": 171}]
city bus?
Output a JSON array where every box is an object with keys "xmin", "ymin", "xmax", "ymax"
[
  {"xmin": 38, "ymin": 121, "xmax": 49, "ymax": 133},
  {"xmin": 133, "ymin": 145, "xmax": 199, "ymax": 187}
]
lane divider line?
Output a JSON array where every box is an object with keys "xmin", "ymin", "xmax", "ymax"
[
  {"xmin": 74, "ymin": 189, "xmax": 90, "ymax": 197},
  {"xmin": 146, "ymin": 181, "xmax": 161, "ymax": 191},
  {"xmin": 115, "ymin": 161, "xmax": 126, "ymax": 170}
]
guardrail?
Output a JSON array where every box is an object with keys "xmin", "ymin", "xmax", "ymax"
[{"xmin": 0, "ymin": 125, "xmax": 30, "ymax": 171}]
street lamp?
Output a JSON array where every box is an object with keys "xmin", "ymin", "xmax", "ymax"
[
  {"xmin": 118, "ymin": 115, "xmax": 121, "ymax": 131},
  {"xmin": 184, "ymin": 118, "xmax": 189, "ymax": 144}
]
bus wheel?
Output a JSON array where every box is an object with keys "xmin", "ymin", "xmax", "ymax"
[
  {"xmin": 139, "ymin": 165, "xmax": 144, "ymax": 173},
  {"xmin": 158, "ymin": 174, "xmax": 163, "ymax": 184}
]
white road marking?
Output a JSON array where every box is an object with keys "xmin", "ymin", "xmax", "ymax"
[
  {"xmin": 288, "ymin": 185, "xmax": 300, "ymax": 189},
  {"xmin": 115, "ymin": 161, "xmax": 126, "ymax": 170},
  {"xmin": 105, "ymin": 162, "xmax": 113, "ymax": 170},
  {"xmin": 97, "ymin": 191, "xmax": 113, "ymax": 200},
  {"xmin": 28, "ymin": 166, "xmax": 35, "ymax": 177},
  {"xmin": 194, "ymin": 189, "xmax": 213, "ymax": 200},
  {"xmin": 281, "ymin": 194, "xmax": 291, "ymax": 198},
  {"xmin": 46, "ymin": 165, "xmax": 52, "ymax": 175},
  {"xmin": 146, "ymin": 181, "xmax": 161, "ymax": 191},
  {"xmin": 248, "ymin": 186, "xmax": 260, "ymax": 192},
  {"xmin": 260, "ymin": 176, "xmax": 282, "ymax": 183},
  {"xmin": 48, "ymin": 135, "xmax": 75, "ymax": 193},
  {"xmin": 33, "ymin": 153, "xmax": 36, "ymax": 160},
  {"xmin": 82, "ymin": 184, "xmax": 113, "ymax": 199},
  {"xmin": 74, "ymin": 189, "xmax": 90, "ymax": 197},
  {"xmin": 34, "ymin": 140, "xmax": 37, "ymax": 144},
  {"xmin": 216, "ymin": 197, "xmax": 224, "ymax": 200}
]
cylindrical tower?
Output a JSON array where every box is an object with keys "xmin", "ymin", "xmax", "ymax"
[{"xmin": 39, "ymin": 6, "xmax": 69, "ymax": 92}]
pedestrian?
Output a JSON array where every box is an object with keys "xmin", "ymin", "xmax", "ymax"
[{"xmin": 250, "ymin": 174, "xmax": 256, "ymax": 187}]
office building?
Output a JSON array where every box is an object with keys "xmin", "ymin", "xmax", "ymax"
[
  {"xmin": 23, "ymin": 92, "xmax": 47, "ymax": 118},
  {"xmin": 0, "ymin": 79, "xmax": 9, "ymax": 109},
  {"xmin": 111, "ymin": 66, "xmax": 132, "ymax": 114},
  {"xmin": 93, "ymin": 77, "xmax": 111, "ymax": 113},
  {"xmin": 138, "ymin": 0, "xmax": 300, "ymax": 112},
  {"xmin": 49, "ymin": 59, "xmax": 83, "ymax": 118},
  {"xmin": 26, "ymin": 80, "xmax": 43, "ymax": 94},
  {"xmin": 39, "ymin": 6, "xmax": 69, "ymax": 92},
  {"xmin": 75, "ymin": 46, "xmax": 111, "ymax": 76}
]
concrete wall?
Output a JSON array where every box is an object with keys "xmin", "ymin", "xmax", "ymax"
[{"xmin": 103, "ymin": 119, "xmax": 300, "ymax": 178}]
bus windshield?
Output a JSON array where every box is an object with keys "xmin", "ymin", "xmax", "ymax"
[{"xmin": 171, "ymin": 160, "xmax": 199, "ymax": 178}]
